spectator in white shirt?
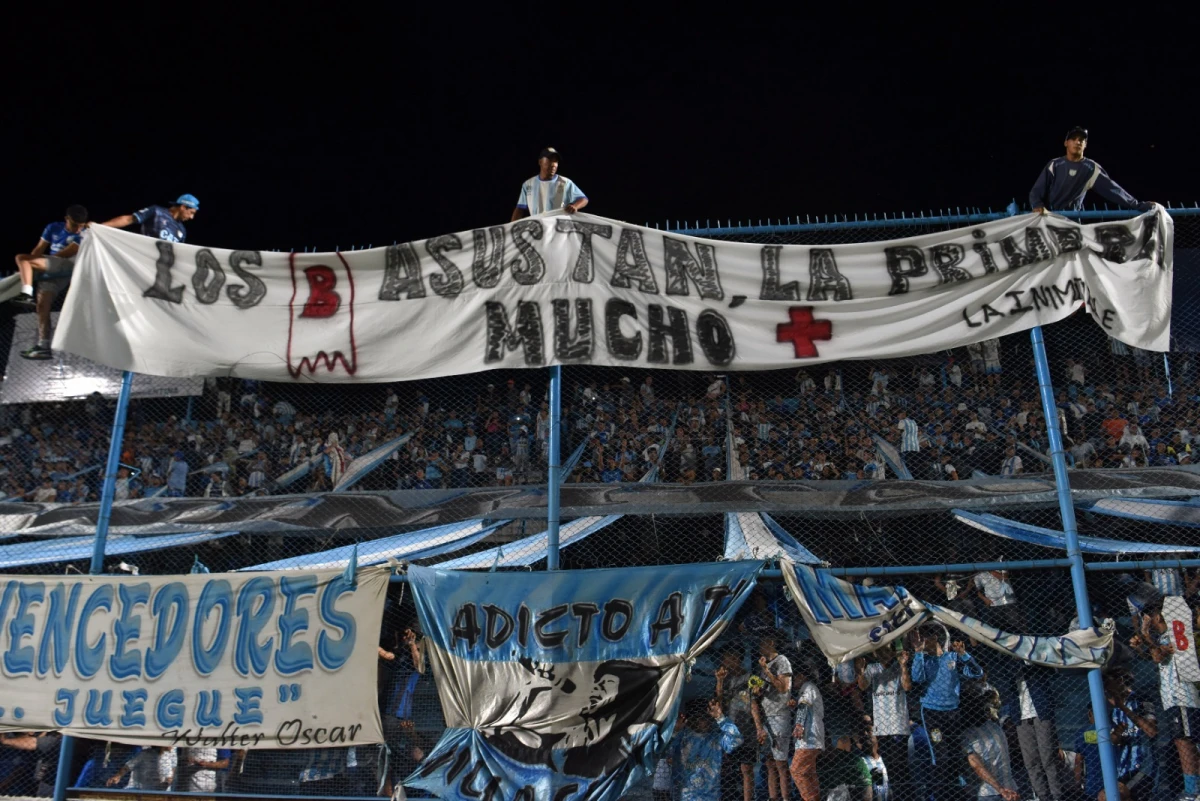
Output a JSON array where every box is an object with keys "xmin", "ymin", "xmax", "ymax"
[{"xmin": 511, "ymin": 147, "xmax": 587, "ymax": 220}]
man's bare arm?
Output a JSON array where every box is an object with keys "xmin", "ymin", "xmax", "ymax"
[{"xmin": 103, "ymin": 214, "xmax": 136, "ymax": 229}]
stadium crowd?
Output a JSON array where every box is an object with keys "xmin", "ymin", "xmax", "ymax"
[{"xmin": 0, "ymin": 330, "xmax": 1192, "ymax": 503}]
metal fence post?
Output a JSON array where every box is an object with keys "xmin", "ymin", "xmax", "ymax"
[
  {"xmin": 53, "ymin": 370, "xmax": 135, "ymax": 801},
  {"xmin": 1029, "ymin": 327, "xmax": 1121, "ymax": 801},
  {"xmin": 546, "ymin": 365, "xmax": 562, "ymax": 570}
]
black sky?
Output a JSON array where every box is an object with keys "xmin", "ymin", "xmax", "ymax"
[{"xmin": 7, "ymin": 9, "xmax": 1199, "ymax": 258}]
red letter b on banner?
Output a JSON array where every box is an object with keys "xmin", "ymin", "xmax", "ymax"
[{"xmin": 301, "ymin": 265, "xmax": 341, "ymax": 318}]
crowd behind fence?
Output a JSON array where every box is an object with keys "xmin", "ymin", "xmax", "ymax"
[{"xmin": 0, "ymin": 205, "xmax": 1197, "ymax": 800}]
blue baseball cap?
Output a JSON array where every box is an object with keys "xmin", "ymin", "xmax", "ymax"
[{"xmin": 175, "ymin": 194, "xmax": 200, "ymax": 209}]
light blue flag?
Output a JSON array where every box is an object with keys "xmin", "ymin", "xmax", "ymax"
[{"xmin": 406, "ymin": 560, "xmax": 763, "ymax": 801}]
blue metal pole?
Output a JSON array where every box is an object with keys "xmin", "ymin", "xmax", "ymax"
[
  {"xmin": 546, "ymin": 366, "xmax": 562, "ymax": 570},
  {"xmin": 54, "ymin": 370, "xmax": 135, "ymax": 801},
  {"xmin": 1030, "ymin": 327, "xmax": 1121, "ymax": 801},
  {"xmin": 1164, "ymin": 353, "xmax": 1173, "ymax": 397}
]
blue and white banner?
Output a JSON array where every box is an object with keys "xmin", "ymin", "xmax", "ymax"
[
  {"xmin": 783, "ymin": 561, "xmax": 1112, "ymax": 668},
  {"xmin": 406, "ymin": 561, "xmax": 762, "ymax": 801},
  {"xmin": 0, "ymin": 566, "xmax": 389, "ymax": 748}
]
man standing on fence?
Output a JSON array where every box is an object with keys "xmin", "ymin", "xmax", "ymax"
[
  {"xmin": 8, "ymin": 205, "xmax": 89, "ymax": 360},
  {"xmin": 511, "ymin": 147, "xmax": 588, "ymax": 220},
  {"xmin": 1029, "ymin": 127, "xmax": 1154, "ymax": 214}
]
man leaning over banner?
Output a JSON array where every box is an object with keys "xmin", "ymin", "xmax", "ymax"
[
  {"xmin": 102, "ymin": 193, "xmax": 199, "ymax": 242},
  {"xmin": 8, "ymin": 204, "xmax": 88, "ymax": 360},
  {"xmin": 1029, "ymin": 127, "xmax": 1154, "ymax": 214},
  {"xmin": 511, "ymin": 147, "xmax": 587, "ymax": 221},
  {"xmin": 909, "ymin": 624, "xmax": 983, "ymax": 798}
]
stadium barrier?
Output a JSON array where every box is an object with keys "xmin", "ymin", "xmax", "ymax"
[{"xmin": 0, "ymin": 203, "xmax": 1197, "ymax": 800}]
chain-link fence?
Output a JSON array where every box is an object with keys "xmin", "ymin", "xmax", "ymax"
[{"xmin": 0, "ymin": 205, "xmax": 1197, "ymax": 800}]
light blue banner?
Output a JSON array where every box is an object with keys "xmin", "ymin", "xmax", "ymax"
[{"xmin": 406, "ymin": 561, "xmax": 762, "ymax": 801}]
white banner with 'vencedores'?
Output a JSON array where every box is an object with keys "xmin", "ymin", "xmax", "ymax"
[
  {"xmin": 55, "ymin": 209, "xmax": 1172, "ymax": 382},
  {"xmin": 0, "ymin": 567, "xmax": 388, "ymax": 748}
]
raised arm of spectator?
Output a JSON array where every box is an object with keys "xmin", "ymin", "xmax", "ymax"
[{"xmin": 1092, "ymin": 168, "xmax": 1154, "ymax": 212}]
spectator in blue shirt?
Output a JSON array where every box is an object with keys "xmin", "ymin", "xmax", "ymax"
[
  {"xmin": 1029, "ymin": 127, "xmax": 1153, "ymax": 214},
  {"xmin": 910, "ymin": 626, "xmax": 983, "ymax": 798},
  {"xmin": 9, "ymin": 205, "xmax": 89, "ymax": 360},
  {"xmin": 672, "ymin": 697, "xmax": 743, "ymax": 801},
  {"xmin": 102, "ymin": 194, "xmax": 199, "ymax": 243}
]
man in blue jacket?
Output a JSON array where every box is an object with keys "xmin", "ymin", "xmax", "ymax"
[
  {"xmin": 910, "ymin": 626, "xmax": 984, "ymax": 798},
  {"xmin": 1029, "ymin": 127, "xmax": 1154, "ymax": 214}
]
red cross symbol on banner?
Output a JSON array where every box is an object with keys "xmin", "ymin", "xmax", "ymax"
[{"xmin": 776, "ymin": 306, "xmax": 832, "ymax": 358}]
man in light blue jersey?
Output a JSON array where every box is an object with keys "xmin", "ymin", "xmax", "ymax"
[
  {"xmin": 1029, "ymin": 127, "xmax": 1154, "ymax": 214},
  {"xmin": 511, "ymin": 147, "xmax": 587, "ymax": 220},
  {"xmin": 910, "ymin": 626, "xmax": 983, "ymax": 798},
  {"xmin": 9, "ymin": 204, "xmax": 89, "ymax": 359},
  {"xmin": 102, "ymin": 194, "xmax": 199, "ymax": 243}
]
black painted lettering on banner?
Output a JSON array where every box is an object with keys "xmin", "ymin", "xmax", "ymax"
[
  {"xmin": 601, "ymin": 599, "xmax": 633, "ymax": 641},
  {"xmin": 510, "ymin": 220, "xmax": 545, "ymax": 285},
  {"xmin": 191, "ymin": 249, "xmax": 225, "ymax": 304},
  {"xmin": 758, "ymin": 246, "xmax": 799, "ymax": 300},
  {"xmin": 517, "ymin": 605, "xmax": 530, "ymax": 649},
  {"xmin": 982, "ymin": 304, "xmax": 1006, "ymax": 323},
  {"xmin": 1005, "ymin": 291, "xmax": 1034, "ymax": 315},
  {"xmin": 605, "ymin": 299, "xmax": 642, "ymax": 361},
  {"xmin": 533, "ymin": 604, "xmax": 569, "ymax": 648},
  {"xmin": 483, "ymin": 604, "xmax": 515, "ymax": 649},
  {"xmin": 929, "ymin": 244, "xmax": 971, "ymax": 285},
  {"xmin": 484, "ymin": 302, "xmax": 544, "ymax": 365},
  {"xmin": 999, "ymin": 229, "xmax": 1052, "ymax": 270},
  {"xmin": 611, "ymin": 230, "xmax": 659, "ymax": 293},
  {"xmin": 696, "ymin": 310, "xmax": 735, "ymax": 366},
  {"xmin": 1135, "ymin": 216, "xmax": 1164, "ymax": 265},
  {"xmin": 379, "ymin": 243, "xmax": 426, "ymax": 300},
  {"xmin": 144, "ymin": 242, "xmax": 184, "ymax": 304},
  {"xmin": 807, "ymin": 249, "xmax": 852, "ymax": 301},
  {"xmin": 885, "ymin": 246, "xmax": 927, "ymax": 296},
  {"xmin": 1094, "ymin": 224, "xmax": 1136, "ymax": 264},
  {"xmin": 451, "ymin": 604, "xmax": 481, "ymax": 650},
  {"xmin": 700, "ymin": 580, "xmax": 747, "ymax": 631},
  {"xmin": 972, "ymin": 242, "xmax": 999, "ymax": 274},
  {"xmin": 649, "ymin": 592, "xmax": 684, "ymax": 647},
  {"xmin": 471, "ymin": 227, "xmax": 506, "ymax": 288},
  {"xmin": 571, "ymin": 603, "xmax": 600, "ymax": 647},
  {"xmin": 647, "ymin": 305, "xmax": 693, "ymax": 365},
  {"xmin": 554, "ymin": 785, "xmax": 581, "ymax": 801},
  {"xmin": 1047, "ymin": 226, "xmax": 1083, "ymax": 255},
  {"xmin": 663, "ymin": 237, "xmax": 724, "ymax": 300},
  {"xmin": 227, "ymin": 251, "xmax": 266, "ymax": 309},
  {"xmin": 962, "ymin": 309, "xmax": 982, "ymax": 328},
  {"xmin": 426, "ymin": 235, "xmax": 465, "ymax": 297},
  {"xmin": 1102, "ymin": 309, "xmax": 1116, "ymax": 330},
  {"xmin": 445, "ymin": 748, "xmax": 471, "ymax": 783},
  {"xmin": 552, "ymin": 299, "xmax": 594, "ymax": 361},
  {"xmin": 1050, "ymin": 283, "xmax": 1072, "ymax": 308},
  {"xmin": 556, "ymin": 219, "xmax": 613, "ymax": 283},
  {"xmin": 418, "ymin": 747, "xmax": 457, "ymax": 778}
]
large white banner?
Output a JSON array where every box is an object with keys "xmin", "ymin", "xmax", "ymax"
[
  {"xmin": 0, "ymin": 566, "xmax": 388, "ymax": 748},
  {"xmin": 56, "ymin": 210, "xmax": 1172, "ymax": 382}
]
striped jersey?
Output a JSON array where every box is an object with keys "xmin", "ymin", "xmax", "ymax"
[
  {"xmin": 898, "ymin": 418, "xmax": 920, "ymax": 452},
  {"xmin": 515, "ymin": 175, "xmax": 586, "ymax": 215},
  {"xmin": 1157, "ymin": 632, "xmax": 1200, "ymax": 709}
]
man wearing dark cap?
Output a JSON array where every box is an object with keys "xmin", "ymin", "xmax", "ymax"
[
  {"xmin": 8, "ymin": 204, "xmax": 89, "ymax": 359},
  {"xmin": 511, "ymin": 147, "xmax": 587, "ymax": 221},
  {"xmin": 1029, "ymin": 127, "xmax": 1154, "ymax": 214},
  {"xmin": 102, "ymin": 193, "xmax": 200, "ymax": 243}
]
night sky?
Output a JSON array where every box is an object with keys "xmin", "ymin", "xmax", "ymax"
[{"xmin": 7, "ymin": 10, "xmax": 1198, "ymax": 258}]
